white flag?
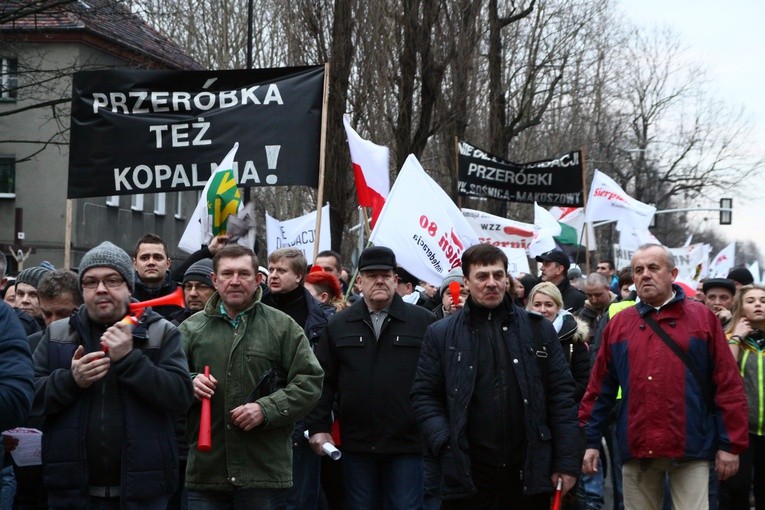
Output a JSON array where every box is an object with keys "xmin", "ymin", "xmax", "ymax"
[
  {"xmin": 749, "ymin": 261, "xmax": 761, "ymax": 284},
  {"xmin": 461, "ymin": 208, "xmax": 535, "ymax": 251},
  {"xmin": 709, "ymin": 242, "xmax": 735, "ymax": 278},
  {"xmin": 265, "ymin": 204, "xmax": 331, "ymax": 265},
  {"xmin": 528, "ymin": 202, "xmax": 562, "ymax": 258},
  {"xmin": 585, "ymin": 170, "xmax": 656, "ymax": 231},
  {"xmin": 179, "ymin": 143, "xmax": 240, "ymax": 254},
  {"xmin": 370, "ymin": 154, "xmax": 480, "ymax": 285}
]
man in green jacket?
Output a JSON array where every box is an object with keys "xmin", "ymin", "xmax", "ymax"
[{"xmin": 180, "ymin": 244, "xmax": 324, "ymax": 509}]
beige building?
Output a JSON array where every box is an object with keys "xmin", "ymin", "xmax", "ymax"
[{"xmin": 0, "ymin": 1, "xmax": 201, "ymax": 273}]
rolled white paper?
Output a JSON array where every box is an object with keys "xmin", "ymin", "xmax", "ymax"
[{"xmin": 304, "ymin": 430, "xmax": 342, "ymax": 461}]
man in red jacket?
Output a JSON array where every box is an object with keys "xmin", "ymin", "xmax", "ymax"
[{"xmin": 579, "ymin": 243, "xmax": 748, "ymax": 509}]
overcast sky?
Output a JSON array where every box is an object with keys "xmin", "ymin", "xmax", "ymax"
[{"xmin": 621, "ymin": 0, "xmax": 765, "ymax": 259}]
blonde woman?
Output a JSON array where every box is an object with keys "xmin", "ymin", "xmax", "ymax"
[
  {"xmin": 720, "ymin": 284, "xmax": 765, "ymax": 510},
  {"xmin": 526, "ymin": 282, "xmax": 590, "ymax": 402}
]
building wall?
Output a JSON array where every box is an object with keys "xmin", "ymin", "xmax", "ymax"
[{"xmin": 0, "ymin": 41, "xmax": 198, "ymax": 273}]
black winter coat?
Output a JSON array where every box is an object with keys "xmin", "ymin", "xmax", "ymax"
[
  {"xmin": 557, "ymin": 314, "xmax": 590, "ymax": 403},
  {"xmin": 308, "ymin": 293, "xmax": 436, "ymax": 454},
  {"xmin": 410, "ymin": 296, "xmax": 582, "ymax": 499}
]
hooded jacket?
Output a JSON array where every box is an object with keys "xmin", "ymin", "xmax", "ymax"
[{"xmin": 556, "ymin": 313, "xmax": 590, "ymax": 403}]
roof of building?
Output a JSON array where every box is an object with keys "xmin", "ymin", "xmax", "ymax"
[{"xmin": 0, "ymin": 0, "xmax": 201, "ymax": 70}]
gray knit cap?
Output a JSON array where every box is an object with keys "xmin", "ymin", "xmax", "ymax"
[
  {"xmin": 78, "ymin": 241, "xmax": 134, "ymax": 292},
  {"xmin": 16, "ymin": 266, "xmax": 53, "ymax": 289},
  {"xmin": 439, "ymin": 267, "xmax": 464, "ymax": 295},
  {"xmin": 183, "ymin": 258, "xmax": 214, "ymax": 288}
]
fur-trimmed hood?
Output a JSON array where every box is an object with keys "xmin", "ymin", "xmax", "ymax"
[{"xmin": 556, "ymin": 312, "xmax": 589, "ymax": 344}]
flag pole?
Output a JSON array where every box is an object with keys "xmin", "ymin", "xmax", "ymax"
[
  {"xmin": 454, "ymin": 137, "xmax": 462, "ymax": 209},
  {"xmin": 313, "ymin": 62, "xmax": 331, "ymax": 262},
  {"xmin": 580, "ymin": 148, "xmax": 591, "ymax": 274},
  {"xmin": 64, "ymin": 199, "xmax": 72, "ymax": 269}
]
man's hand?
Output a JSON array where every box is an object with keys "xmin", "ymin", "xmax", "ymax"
[
  {"xmin": 309, "ymin": 432, "xmax": 335, "ymax": 456},
  {"xmin": 715, "ymin": 450, "xmax": 739, "ymax": 480},
  {"xmin": 193, "ymin": 372, "xmax": 217, "ymax": 401},
  {"xmin": 208, "ymin": 235, "xmax": 230, "ymax": 255},
  {"xmin": 582, "ymin": 448, "xmax": 600, "ymax": 475},
  {"xmin": 100, "ymin": 321, "xmax": 133, "ymax": 362},
  {"xmin": 716, "ymin": 309, "xmax": 732, "ymax": 324},
  {"xmin": 230, "ymin": 403, "xmax": 264, "ymax": 431},
  {"xmin": 551, "ymin": 473, "xmax": 577, "ymax": 497},
  {"xmin": 3, "ymin": 435, "xmax": 19, "ymax": 453},
  {"xmin": 71, "ymin": 345, "xmax": 110, "ymax": 388}
]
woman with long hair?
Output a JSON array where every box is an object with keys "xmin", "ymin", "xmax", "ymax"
[{"xmin": 720, "ymin": 284, "xmax": 765, "ymax": 510}]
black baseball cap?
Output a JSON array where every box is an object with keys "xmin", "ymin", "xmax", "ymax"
[{"xmin": 535, "ymin": 250, "xmax": 570, "ymax": 271}]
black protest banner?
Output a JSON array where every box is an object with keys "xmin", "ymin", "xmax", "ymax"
[
  {"xmin": 457, "ymin": 141, "xmax": 584, "ymax": 207},
  {"xmin": 68, "ymin": 66, "xmax": 324, "ymax": 198}
]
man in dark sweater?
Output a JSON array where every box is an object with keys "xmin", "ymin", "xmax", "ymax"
[
  {"xmin": 261, "ymin": 248, "xmax": 334, "ymax": 510},
  {"xmin": 132, "ymin": 233, "xmax": 183, "ymax": 319}
]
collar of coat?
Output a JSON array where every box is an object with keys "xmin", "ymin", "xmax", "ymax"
[{"xmin": 345, "ymin": 292, "xmax": 408, "ymax": 322}]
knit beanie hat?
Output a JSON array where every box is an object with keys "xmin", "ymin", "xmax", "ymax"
[
  {"xmin": 78, "ymin": 241, "xmax": 134, "ymax": 292},
  {"xmin": 15, "ymin": 266, "xmax": 53, "ymax": 289},
  {"xmin": 439, "ymin": 267, "xmax": 464, "ymax": 295},
  {"xmin": 183, "ymin": 258, "xmax": 214, "ymax": 288},
  {"xmin": 727, "ymin": 267, "xmax": 754, "ymax": 286}
]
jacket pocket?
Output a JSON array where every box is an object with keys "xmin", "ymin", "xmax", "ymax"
[
  {"xmin": 392, "ymin": 335, "xmax": 424, "ymax": 373},
  {"xmin": 335, "ymin": 334, "xmax": 366, "ymax": 372}
]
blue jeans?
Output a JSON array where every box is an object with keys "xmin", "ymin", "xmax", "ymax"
[
  {"xmin": 577, "ymin": 457, "xmax": 605, "ymax": 510},
  {"xmin": 0, "ymin": 464, "xmax": 15, "ymax": 510},
  {"xmin": 187, "ymin": 489, "xmax": 286, "ymax": 510},
  {"xmin": 342, "ymin": 452, "xmax": 423, "ymax": 510},
  {"xmin": 286, "ymin": 441, "xmax": 321, "ymax": 510}
]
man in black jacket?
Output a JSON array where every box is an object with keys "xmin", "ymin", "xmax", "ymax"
[
  {"xmin": 536, "ymin": 249, "xmax": 585, "ymax": 312},
  {"xmin": 308, "ymin": 246, "xmax": 436, "ymax": 509},
  {"xmin": 132, "ymin": 233, "xmax": 183, "ymax": 319},
  {"xmin": 410, "ymin": 243, "xmax": 581, "ymax": 509},
  {"xmin": 33, "ymin": 241, "xmax": 193, "ymax": 509},
  {"xmin": 261, "ymin": 247, "xmax": 334, "ymax": 510}
]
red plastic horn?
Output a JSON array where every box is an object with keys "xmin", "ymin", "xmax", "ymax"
[
  {"xmin": 129, "ymin": 287, "xmax": 185, "ymax": 318},
  {"xmin": 449, "ymin": 281, "xmax": 461, "ymax": 306},
  {"xmin": 197, "ymin": 365, "xmax": 212, "ymax": 451}
]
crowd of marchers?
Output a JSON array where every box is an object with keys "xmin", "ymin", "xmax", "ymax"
[{"xmin": 0, "ymin": 233, "xmax": 762, "ymax": 510}]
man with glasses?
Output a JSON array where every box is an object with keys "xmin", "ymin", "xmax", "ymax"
[
  {"xmin": 170, "ymin": 259, "xmax": 216, "ymax": 325},
  {"xmin": 33, "ymin": 241, "xmax": 193, "ymax": 509},
  {"xmin": 307, "ymin": 246, "xmax": 436, "ymax": 509}
]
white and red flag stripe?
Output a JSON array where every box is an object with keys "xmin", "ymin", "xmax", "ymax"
[{"xmin": 343, "ymin": 114, "xmax": 389, "ymax": 227}]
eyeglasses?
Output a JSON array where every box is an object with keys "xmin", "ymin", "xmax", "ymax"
[
  {"xmin": 82, "ymin": 277, "xmax": 125, "ymax": 289},
  {"xmin": 183, "ymin": 282, "xmax": 213, "ymax": 292}
]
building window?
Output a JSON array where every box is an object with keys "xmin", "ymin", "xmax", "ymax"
[
  {"xmin": 106, "ymin": 195, "xmax": 119, "ymax": 207},
  {"xmin": 0, "ymin": 156, "xmax": 15, "ymax": 197},
  {"xmin": 0, "ymin": 57, "xmax": 18, "ymax": 101},
  {"xmin": 131, "ymin": 194, "xmax": 144, "ymax": 211},
  {"xmin": 175, "ymin": 192, "xmax": 183, "ymax": 219},
  {"xmin": 154, "ymin": 193, "xmax": 166, "ymax": 215}
]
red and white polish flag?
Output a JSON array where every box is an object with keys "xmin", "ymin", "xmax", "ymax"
[{"xmin": 343, "ymin": 114, "xmax": 390, "ymax": 227}]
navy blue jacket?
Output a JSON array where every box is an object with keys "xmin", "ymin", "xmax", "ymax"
[
  {"xmin": 0, "ymin": 301, "xmax": 34, "ymax": 431},
  {"xmin": 33, "ymin": 305, "xmax": 193, "ymax": 507},
  {"xmin": 410, "ymin": 296, "xmax": 582, "ymax": 498}
]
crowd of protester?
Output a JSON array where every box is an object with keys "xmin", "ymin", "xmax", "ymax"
[{"xmin": 0, "ymin": 234, "xmax": 761, "ymax": 510}]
